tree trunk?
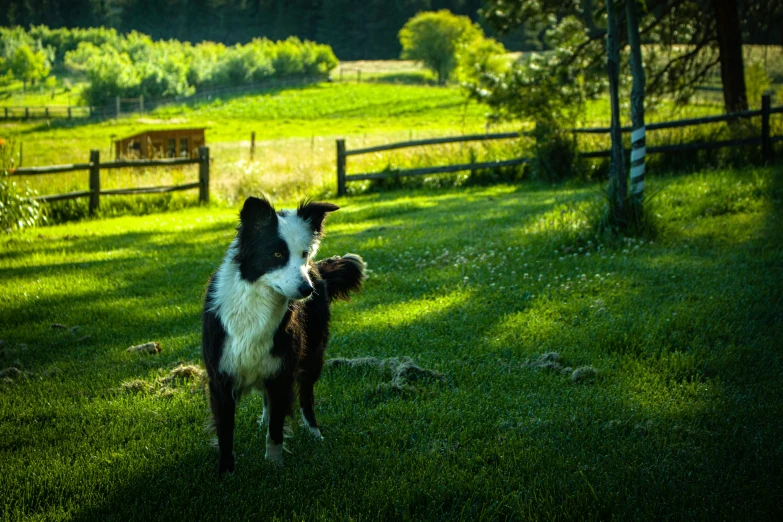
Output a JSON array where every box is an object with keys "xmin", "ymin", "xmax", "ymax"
[
  {"xmin": 626, "ymin": 0, "xmax": 646, "ymax": 201},
  {"xmin": 712, "ymin": 0, "xmax": 747, "ymax": 113},
  {"xmin": 605, "ymin": 0, "xmax": 626, "ymax": 226}
]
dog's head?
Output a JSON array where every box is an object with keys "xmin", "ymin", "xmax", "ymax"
[{"xmin": 235, "ymin": 196, "xmax": 339, "ymax": 300}]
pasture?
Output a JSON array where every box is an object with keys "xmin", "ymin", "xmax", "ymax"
[
  {"xmin": 1, "ymin": 75, "xmax": 739, "ymax": 216},
  {"xmin": 2, "ymin": 166, "xmax": 782, "ymax": 520}
]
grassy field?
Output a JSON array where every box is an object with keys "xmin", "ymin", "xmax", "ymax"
[
  {"xmin": 1, "ymin": 166, "xmax": 782, "ymax": 520},
  {"xmin": 2, "ymin": 75, "xmax": 739, "ymax": 213}
]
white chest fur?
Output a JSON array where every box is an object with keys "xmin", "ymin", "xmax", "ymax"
[{"xmin": 211, "ymin": 247, "xmax": 289, "ymax": 391}]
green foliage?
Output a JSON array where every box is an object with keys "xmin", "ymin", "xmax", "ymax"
[
  {"xmin": 60, "ymin": 30, "xmax": 338, "ymax": 105},
  {"xmin": 0, "ymin": 137, "xmax": 44, "ymax": 233},
  {"xmin": 745, "ymin": 58, "xmax": 772, "ymax": 108},
  {"xmin": 9, "ymin": 44, "xmax": 50, "ymax": 87},
  {"xmin": 468, "ymin": 18, "xmax": 603, "ymax": 129},
  {"xmin": 398, "ymin": 10, "xmax": 482, "ymax": 84},
  {"xmin": 531, "ymin": 124, "xmax": 582, "ymax": 182},
  {"xmin": 454, "ymin": 34, "xmax": 509, "ymax": 85},
  {"xmin": 0, "ymin": 58, "xmax": 14, "ymax": 86}
]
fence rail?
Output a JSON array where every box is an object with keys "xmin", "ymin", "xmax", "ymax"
[
  {"xmin": 10, "ymin": 147, "xmax": 210, "ymax": 213},
  {"xmin": 336, "ymin": 132, "xmax": 529, "ymax": 195},
  {"xmin": 575, "ymin": 93, "xmax": 779, "ymax": 161},
  {"xmin": 1, "ymin": 105, "xmax": 96, "ymax": 120},
  {"xmin": 335, "ymin": 94, "xmax": 780, "ymax": 195}
]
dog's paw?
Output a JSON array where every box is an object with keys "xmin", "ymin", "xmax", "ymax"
[
  {"xmin": 306, "ymin": 425, "xmax": 324, "ymax": 441},
  {"xmin": 265, "ymin": 435, "xmax": 284, "ymax": 466},
  {"xmin": 300, "ymin": 410, "xmax": 324, "ymax": 440}
]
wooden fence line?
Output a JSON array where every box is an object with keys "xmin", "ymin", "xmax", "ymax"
[
  {"xmin": 1, "ymin": 106, "xmax": 96, "ymax": 120},
  {"xmin": 11, "ymin": 147, "xmax": 210, "ymax": 214},
  {"xmin": 336, "ymin": 94, "xmax": 780, "ymax": 195},
  {"xmin": 336, "ymin": 132, "xmax": 529, "ymax": 195},
  {"xmin": 572, "ymin": 101, "xmax": 783, "ymax": 134},
  {"xmin": 344, "ymin": 132, "xmax": 527, "ymax": 156}
]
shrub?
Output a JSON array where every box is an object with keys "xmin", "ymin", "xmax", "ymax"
[
  {"xmin": 0, "ymin": 138, "xmax": 44, "ymax": 233},
  {"xmin": 398, "ymin": 10, "xmax": 482, "ymax": 85},
  {"xmin": 62, "ymin": 29, "xmax": 338, "ymax": 105}
]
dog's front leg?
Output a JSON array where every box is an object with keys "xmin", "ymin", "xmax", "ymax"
[
  {"xmin": 209, "ymin": 377, "xmax": 236, "ymax": 475},
  {"xmin": 264, "ymin": 374, "xmax": 293, "ymax": 466}
]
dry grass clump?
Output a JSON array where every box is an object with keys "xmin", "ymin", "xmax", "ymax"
[
  {"xmin": 159, "ymin": 364, "xmax": 206, "ymax": 385},
  {"xmin": 327, "ymin": 356, "xmax": 445, "ymax": 392},
  {"xmin": 525, "ymin": 352, "xmax": 599, "ymax": 383},
  {"xmin": 120, "ymin": 363, "xmax": 206, "ymax": 396},
  {"xmin": 126, "ymin": 342, "xmax": 161, "ymax": 354},
  {"xmin": 1, "ymin": 366, "xmax": 26, "ymax": 386}
]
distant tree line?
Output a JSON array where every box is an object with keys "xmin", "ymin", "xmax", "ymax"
[
  {"xmin": 0, "ymin": 25, "xmax": 338, "ymax": 105},
  {"xmin": 0, "ymin": 0, "xmax": 544, "ymax": 60}
]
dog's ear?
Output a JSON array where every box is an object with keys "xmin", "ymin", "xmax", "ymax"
[
  {"xmin": 240, "ymin": 196, "xmax": 275, "ymax": 227},
  {"xmin": 297, "ymin": 201, "xmax": 339, "ymax": 234}
]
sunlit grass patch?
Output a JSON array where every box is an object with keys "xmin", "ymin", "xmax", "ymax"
[{"xmin": 1, "ymin": 166, "xmax": 782, "ymax": 520}]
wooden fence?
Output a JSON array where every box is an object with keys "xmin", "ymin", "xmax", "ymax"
[
  {"xmin": 1, "ymin": 106, "xmax": 97, "ymax": 120},
  {"xmin": 336, "ymin": 94, "xmax": 781, "ymax": 195},
  {"xmin": 10, "ymin": 147, "xmax": 210, "ymax": 214},
  {"xmin": 336, "ymin": 132, "xmax": 530, "ymax": 196},
  {"xmin": 575, "ymin": 93, "xmax": 782, "ymax": 160}
]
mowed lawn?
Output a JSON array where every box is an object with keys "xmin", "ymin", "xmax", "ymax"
[{"xmin": 1, "ymin": 167, "xmax": 782, "ymax": 520}]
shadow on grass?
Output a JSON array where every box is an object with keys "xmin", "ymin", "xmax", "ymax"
[{"xmin": 5, "ymin": 172, "xmax": 783, "ymax": 520}]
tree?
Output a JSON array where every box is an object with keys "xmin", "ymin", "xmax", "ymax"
[
  {"xmin": 626, "ymin": 0, "xmax": 646, "ymax": 202},
  {"xmin": 10, "ymin": 45, "xmax": 51, "ymax": 88},
  {"xmin": 480, "ymin": 0, "xmax": 783, "ymax": 115},
  {"xmin": 398, "ymin": 10, "xmax": 482, "ymax": 84},
  {"xmin": 605, "ymin": 0, "xmax": 627, "ymax": 226}
]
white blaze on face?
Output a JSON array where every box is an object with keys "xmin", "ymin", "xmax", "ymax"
[{"xmin": 260, "ymin": 210, "xmax": 314, "ymax": 299}]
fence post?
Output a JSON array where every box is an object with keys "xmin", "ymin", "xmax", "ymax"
[
  {"xmin": 139, "ymin": 95, "xmax": 144, "ymax": 114},
  {"xmin": 116, "ymin": 96, "xmax": 120, "ymax": 118},
  {"xmin": 45, "ymin": 107, "xmax": 49, "ymax": 118},
  {"xmin": 4, "ymin": 107, "xmax": 7, "ymax": 119},
  {"xmin": 25, "ymin": 107, "xmax": 29, "ymax": 120},
  {"xmin": 68, "ymin": 107, "xmax": 72, "ymax": 119},
  {"xmin": 89, "ymin": 150, "xmax": 100, "ymax": 215},
  {"xmin": 761, "ymin": 93, "xmax": 772, "ymax": 163},
  {"xmin": 88, "ymin": 106, "xmax": 93, "ymax": 118},
  {"xmin": 19, "ymin": 142, "xmax": 23, "ymax": 167},
  {"xmin": 250, "ymin": 131, "xmax": 255, "ymax": 161},
  {"xmin": 336, "ymin": 139, "xmax": 346, "ymax": 196},
  {"xmin": 199, "ymin": 146, "xmax": 210, "ymax": 204}
]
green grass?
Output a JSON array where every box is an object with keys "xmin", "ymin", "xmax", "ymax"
[
  {"xmin": 1, "ymin": 166, "xmax": 782, "ymax": 520},
  {"xmin": 2, "ymin": 82, "xmax": 495, "ymax": 166},
  {"xmin": 0, "ymin": 78, "xmax": 89, "ymax": 108}
]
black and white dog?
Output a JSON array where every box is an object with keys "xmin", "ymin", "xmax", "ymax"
[{"xmin": 202, "ymin": 196, "xmax": 365, "ymax": 474}]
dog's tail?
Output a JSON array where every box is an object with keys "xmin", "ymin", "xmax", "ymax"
[{"xmin": 316, "ymin": 253, "xmax": 366, "ymax": 302}]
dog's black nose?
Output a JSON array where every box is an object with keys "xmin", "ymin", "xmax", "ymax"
[{"xmin": 298, "ymin": 282, "xmax": 313, "ymax": 298}]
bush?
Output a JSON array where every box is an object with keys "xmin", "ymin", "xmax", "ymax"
[
  {"xmin": 61, "ymin": 30, "xmax": 338, "ymax": 105},
  {"xmin": 398, "ymin": 10, "xmax": 482, "ymax": 85},
  {"xmin": 532, "ymin": 124, "xmax": 582, "ymax": 182},
  {"xmin": 0, "ymin": 138, "xmax": 44, "ymax": 233}
]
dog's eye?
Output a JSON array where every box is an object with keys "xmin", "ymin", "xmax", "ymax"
[
  {"xmin": 274, "ymin": 252, "xmax": 283, "ymax": 259},
  {"xmin": 302, "ymin": 251, "xmax": 309, "ymax": 258}
]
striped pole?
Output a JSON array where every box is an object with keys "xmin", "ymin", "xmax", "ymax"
[{"xmin": 630, "ymin": 125, "xmax": 645, "ymax": 197}]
